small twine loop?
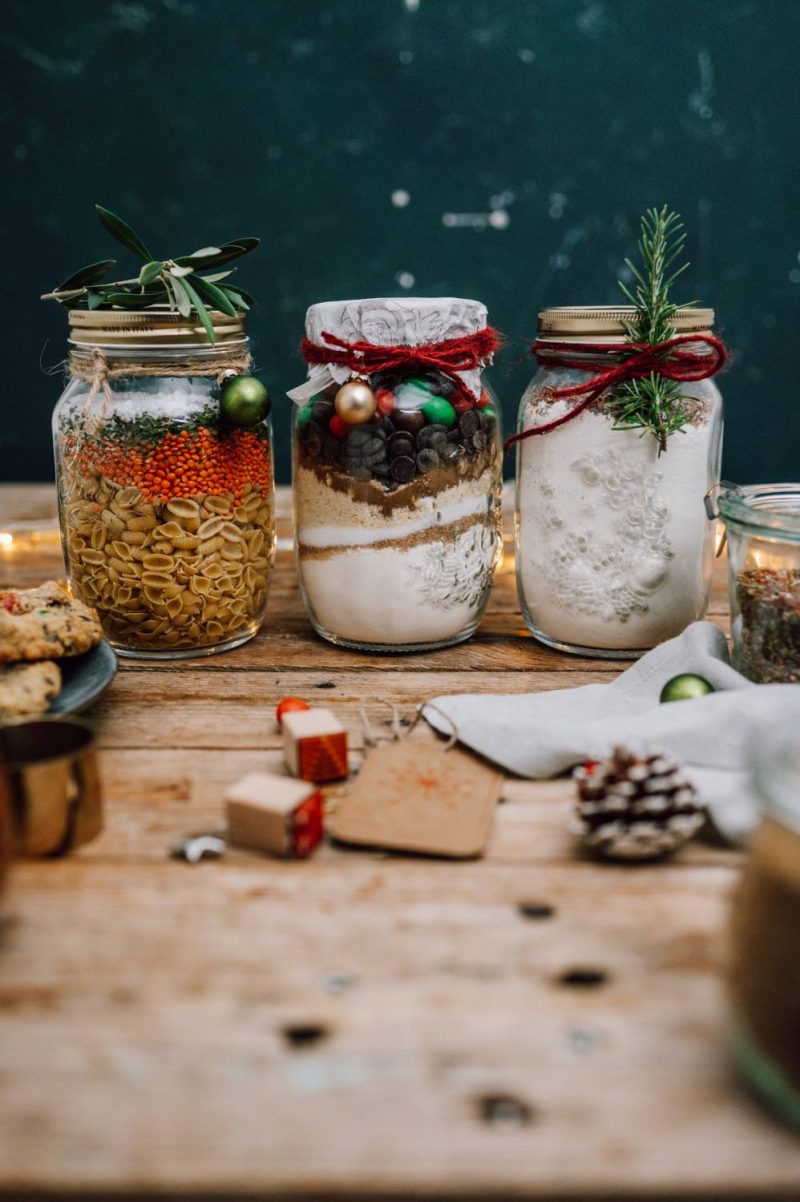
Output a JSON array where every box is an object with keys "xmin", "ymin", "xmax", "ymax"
[
  {"xmin": 68, "ymin": 346, "xmax": 253, "ymax": 429},
  {"xmin": 358, "ymin": 700, "xmax": 458, "ymax": 752}
]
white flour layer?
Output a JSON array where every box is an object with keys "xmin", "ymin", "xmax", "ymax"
[
  {"xmin": 298, "ymin": 524, "xmax": 499, "ymax": 646},
  {"xmin": 517, "ymin": 405, "xmax": 718, "ymax": 651}
]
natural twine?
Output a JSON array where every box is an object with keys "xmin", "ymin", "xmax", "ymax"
[{"xmin": 69, "ymin": 346, "xmax": 253, "ymax": 427}]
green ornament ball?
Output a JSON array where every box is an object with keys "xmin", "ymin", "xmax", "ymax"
[
  {"xmin": 421, "ymin": 397, "xmax": 457, "ymax": 427},
  {"xmin": 659, "ymin": 674, "xmax": 715, "ymax": 703},
  {"xmin": 220, "ymin": 376, "xmax": 271, "ymax": 428}
]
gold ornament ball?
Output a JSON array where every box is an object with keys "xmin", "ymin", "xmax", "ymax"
[{"xmin": 335, "ymin": 380, "xmax": 377, "ymax": 425}]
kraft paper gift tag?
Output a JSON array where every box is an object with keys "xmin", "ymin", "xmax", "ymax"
[{"xmin": 329, "ymin": 739, "xmax": 502, "ymax": 859}]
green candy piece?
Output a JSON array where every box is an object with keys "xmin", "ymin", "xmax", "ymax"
[
  {"xmin": 659, "ymin": 673, "xmax": 715, "ymax": 703},
  {"xmin": 421, "ymin": 397, "xmax": 457, "ymax": 427},
  {"xmin": 296, "ymin": 402, "xmax": 314, "ymax": 429},
  {"xmin": 405, "ymin": 376, "xmax": 436, "ymax": 394}
]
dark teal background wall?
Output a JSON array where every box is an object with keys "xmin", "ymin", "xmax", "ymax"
[{"xmin": 2, "ymin": 0, "xmax": 799, "ymax": 485}]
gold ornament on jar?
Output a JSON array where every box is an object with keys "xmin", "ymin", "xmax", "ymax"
[{"xmin": 335, "ymin": 380, "xmax": 377, "ymax": 425}]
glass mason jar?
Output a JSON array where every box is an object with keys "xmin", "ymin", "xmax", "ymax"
[
  {"xmin": 717, "ymin": 483, "xmax": 800, "ymax": 683},
  {"xmin": 514, "ymin": 306, "xmax": 723, "ymax": 657},
  {"xmin": 290, "ymin": 297, "xmax": 503, "ymax": 651},
  {"xmin": 53, "ymin": 309, "xmax": 275, "ymax": 659},
  {"xmin": 729, "ymin": 732, "xmax": 800, "ymax": 1130}
]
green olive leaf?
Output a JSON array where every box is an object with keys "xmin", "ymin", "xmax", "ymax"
[
  {"xmin": 169, "ymin": 276, "xmax": 194, "ymax": 318},
  {"xmin": 95, "ymin": 205, "xmax": 153, "ymax": 260},
  {"xmin": 56, "ymin": 259, "xmax": 117, "ymax": 292},
  {"xmin": 190, "ymin": 274, "xmax": 238, "ymax": 317},
  {"xmin": 169, "ymin": 264, "xmax": 195, "ymax": 278},
  {"xmin": 176, "ymin": 275, "xmax": 216, "ymax": 343},
  {"xmin": 138, "ymin": 260, "xmax": 163, "ymax": 285},
  {"xmin": 221, "ymin": 283, "xmax": 256, "ymax": 309}
]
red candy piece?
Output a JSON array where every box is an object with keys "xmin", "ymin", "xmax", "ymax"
[
  {"xmin": 477, "ymin": 391, "xmax": 491, "ymax": 409},
  {"xmin": 375, "ymin": 388, "xmax": 396, "ymax": 416},
  {"xmin": 329, "ymin": 415, "xmax": 349, "ymax": 439},
  {"xmin": 276, "ymin": 697, "xmax": 310, "ymax": 728}
]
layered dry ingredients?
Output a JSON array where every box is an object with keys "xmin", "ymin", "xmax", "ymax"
[
  {"xmin": 736, "ymin": 568, "xmax": 800, "ymax": 683},
  {"xmin": 57, "ymin": 404, "xmax": 274, "ymax": 653},
  {"xmin": 516, "ymin": 383, "xmax": 720, "ymax": 652},
  {"xmin": 294, "ymin": 376, "xmax": 502, "ymax": 648}
]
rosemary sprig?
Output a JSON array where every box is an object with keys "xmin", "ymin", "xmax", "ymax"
[
  {"xmin": 611, "ymin": 206, "xmax": 696, "ymax": 453},
  {"xmin": 41, "ymin": 205, "xmax": 259, "ymax": 345}
]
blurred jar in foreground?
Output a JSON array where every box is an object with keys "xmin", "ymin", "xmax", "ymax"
[
  {"xmin": 717, "ymin": 483, "xmax": 800, "ymax": 683},
  {"xmin": 729, "ymin": 733, "xmax": 800, "ymax": 1130}
]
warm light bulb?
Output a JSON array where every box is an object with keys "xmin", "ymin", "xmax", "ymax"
[{"xmin": 0, "ymin": 532, "xmax": 13, "ymax": 549}]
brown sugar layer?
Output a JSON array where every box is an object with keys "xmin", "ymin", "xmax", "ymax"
[{"xmin": 297, "ymin": 509, "xmax": 498, "ymax": 561}]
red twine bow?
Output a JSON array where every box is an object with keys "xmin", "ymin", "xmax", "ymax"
[
  {"xmin": 300, "ymin": 327, "xmax": 501, "ymax": 394},
  {"xmin": 503, "ymin": 333, "xmax": 727, "ymax": 454}
]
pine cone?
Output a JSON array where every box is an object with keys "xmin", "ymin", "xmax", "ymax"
[{"xmin": 573, "ymin": 746, "xmax": 705, "ymax": 862}]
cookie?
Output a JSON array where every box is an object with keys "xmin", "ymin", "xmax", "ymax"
[
  {"xmin": 0, "ymin": 580, "xmax": 103, "ymax": 663},
  {"xmin": 0, "ymin": 660, "xmax": 62, "ymax": 719}
]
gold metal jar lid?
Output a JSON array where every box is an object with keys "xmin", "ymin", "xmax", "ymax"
[
  {"xmin": 537, "ymin": 305, "xmax": 715, "ymax": 343},
  {"xmin": 68, "ymin": 306, "xmax": 247, "ymax": 348}
]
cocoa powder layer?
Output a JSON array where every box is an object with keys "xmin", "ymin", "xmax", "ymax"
[{"xmin": 296, "ymin": 444, "xmax": 500, "ymax": 517}]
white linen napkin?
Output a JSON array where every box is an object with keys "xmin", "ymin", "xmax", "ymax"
[{"xmin": 423, "ymin": 622, "xmax": 800, "ymax": 845}]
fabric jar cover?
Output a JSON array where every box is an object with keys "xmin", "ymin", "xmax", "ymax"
[{"xmin": 287, "ymin": 296, "xmax": 490, "ymax": 405}]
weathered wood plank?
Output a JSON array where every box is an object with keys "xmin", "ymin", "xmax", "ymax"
[
  {"xmin": 2, "ymin": 858, "xmax": 800, "ymax": 1196},
  {"xmin": 88, "ymin": 669, "xmax": 614, "ymax": 749}
]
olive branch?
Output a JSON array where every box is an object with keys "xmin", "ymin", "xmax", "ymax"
[{"xmin": 41, "ymin": 204, "xmax": 259, "ymax": 345}]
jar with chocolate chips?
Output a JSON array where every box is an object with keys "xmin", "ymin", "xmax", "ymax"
[{"xmin": 288, "ymin": 298, "xmax": 503, "ymax": 650}]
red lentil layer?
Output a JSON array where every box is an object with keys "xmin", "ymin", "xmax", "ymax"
[{"xmin": 71, "ymin": 427, "xmax": 272, "ymax": 505}]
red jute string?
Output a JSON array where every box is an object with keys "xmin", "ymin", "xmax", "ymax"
[
  {"xmin": 300, "ymin": 327, "xmax": 501, "ymax": 390},
  {"xmin": 503, "ymin": 332, "xmax": 727, "ymax": 454}
]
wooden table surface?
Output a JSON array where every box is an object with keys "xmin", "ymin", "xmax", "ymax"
[{"xmin": 1, "ymin": 482, "xmax": 800, "ymax": 1201}]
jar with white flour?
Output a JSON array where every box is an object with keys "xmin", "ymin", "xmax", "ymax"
[
  {"xmin": 288, "ymin": 297, "xmax": 503, "ymax": 651},
  {"xmin": 513, "ymin": 306, "xmax": 724, "ymax": 657}
]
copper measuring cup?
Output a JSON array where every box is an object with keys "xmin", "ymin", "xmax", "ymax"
[{"xmin": 0, "ymin": 717, "xmax": 102, "ymax": 857}]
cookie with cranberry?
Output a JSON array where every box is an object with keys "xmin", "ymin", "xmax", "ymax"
[{"xmin": 0, "ymin": 581, "xmax": 103, "ymax": 663}]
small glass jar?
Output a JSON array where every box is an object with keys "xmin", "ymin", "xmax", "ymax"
[
  {"xmin": 514, "ymin": 306, "xmax": 723, "ymax": 657},
  {"xmin": 290, "ymin": 297, "xmax": 502, "ymax": 651},
  {"xmin": 729, "ymin": 732, "xmax": 800, "ymax": 1130},
  {"xmin": 53, "ymin": 309, "xmax": 275, "ymax": 659},
  {"xmin": 717, "ymin": 484, "xmax": 800, "ymax": 683}
]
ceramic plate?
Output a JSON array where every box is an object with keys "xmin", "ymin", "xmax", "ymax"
[{"xmin": 49, "ymin": 641, "xmax": 118, "ymax": 715}]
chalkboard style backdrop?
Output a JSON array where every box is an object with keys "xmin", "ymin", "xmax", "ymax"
[{"xmin": 2, "ymin": 0, "xmax": 799, "ymax": 485}]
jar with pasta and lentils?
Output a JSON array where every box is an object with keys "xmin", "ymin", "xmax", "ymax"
[{"xmin": 53, "ymin": 309, "xmax": 275, "ymax": 658}]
